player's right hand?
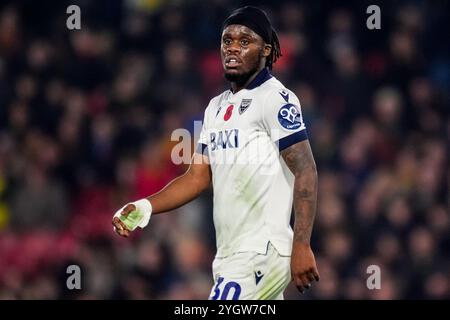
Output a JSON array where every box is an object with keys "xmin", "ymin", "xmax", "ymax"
[{"xmin": 112, "ymin": 199, "xmax": 153, "ymax": 238}]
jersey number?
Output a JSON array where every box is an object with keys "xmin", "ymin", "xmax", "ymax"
[{"xmin": 211, "ymin": 277, "xmax": 241, "ymax": 300}]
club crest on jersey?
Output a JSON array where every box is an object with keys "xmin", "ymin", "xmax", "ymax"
[
  {"xmin": 239, "ymin": 99, "xmax": 252, "ymax": 115},
  {"xmin": 278, "ymin": 103, "xmax": 303, "ymax": 130},
  {"xmin": 279, "ymin": 89, "xmax": 289, "ymax": 102}
]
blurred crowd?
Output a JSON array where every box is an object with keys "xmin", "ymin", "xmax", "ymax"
[{"xmin": 0, "ymin": 0, "xmax": 449, "ymax": 299}]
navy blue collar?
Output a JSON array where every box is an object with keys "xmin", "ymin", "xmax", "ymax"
[
  {"xmin": 246, "ymin": 67, "xmax": 273, "ymax": 90},
  {"xmin": 230, "ymin": 68, "xmax": 273, "ymax": 93}
]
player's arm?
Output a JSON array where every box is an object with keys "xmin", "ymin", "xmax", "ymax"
[
  {"xmin": 281, "ymin": 139, "xmax": 320, "ymax": 293},
  {"xmin": 148, "ymin": 153, "xmax": 211, "ymax": 213},
  {"xmin": 112, "ymin": 152, "xmax": 211, "ymax": 237}
]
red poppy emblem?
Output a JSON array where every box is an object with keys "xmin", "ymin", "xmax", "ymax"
[{"xmin": 224, "ymin": 105, "xmax": 234, "ymax": 121}]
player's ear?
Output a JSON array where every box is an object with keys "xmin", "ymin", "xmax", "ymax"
[{"xmin": 263, "ymin": 44, "xmax": 272, "ymax": 58}]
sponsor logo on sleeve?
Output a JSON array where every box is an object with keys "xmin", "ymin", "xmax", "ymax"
[{"xmin": 277, "ymin": 103, "xmax": 303, "ymax": 130}]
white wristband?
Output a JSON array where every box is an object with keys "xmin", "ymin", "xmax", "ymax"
[
  {"xmin": 134, "ymin": 198, "xmax": 153, "ymax": 228},
  {"xmin": 113, "ymin": 198, "xmax": 153, "ymax": 231}
]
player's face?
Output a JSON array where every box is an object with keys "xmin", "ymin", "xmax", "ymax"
[{"xmin": 221, "ymin": 25, "xmax": 268, "ymax": 84}]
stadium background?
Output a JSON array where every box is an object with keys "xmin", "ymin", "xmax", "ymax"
[{"xmin": 0, "ymin": 0, "xmax": 448, "ymax": 299}]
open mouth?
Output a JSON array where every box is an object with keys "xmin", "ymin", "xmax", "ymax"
[{"xmin": 225, "ymin": 57, "xmax": 241, "ymax": 68}]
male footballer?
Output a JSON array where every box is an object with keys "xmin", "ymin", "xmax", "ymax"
[{"xmin": 112, "ymin": 6, "xmax": 319, "ymax": 300}]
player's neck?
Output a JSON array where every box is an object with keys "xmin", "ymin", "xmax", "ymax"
[{"xmin": 230, "ymin": 66, "xmax": 266, "ymax": 93}]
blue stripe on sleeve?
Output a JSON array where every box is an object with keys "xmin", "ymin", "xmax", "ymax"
[{"xmin": 277, "ymin": 130, "xmax": 309, "ymax": 151}]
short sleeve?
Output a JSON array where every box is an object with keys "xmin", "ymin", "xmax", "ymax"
[
  {"xmin": 261, "ymin": 88, "xmax": 308, "ymax": 151},
  {"xmin": 195, "ymin": 105, "xmax": 210, "ymax": 157}
]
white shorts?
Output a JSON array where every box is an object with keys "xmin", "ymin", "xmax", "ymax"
[{"xmin": 208, "ymin": 242, "xmax": 291, "ymax": 300}]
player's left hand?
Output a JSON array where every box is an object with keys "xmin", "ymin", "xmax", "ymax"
[{"xmin": 290, "ymin": 243, "xmax": 320, "ymax": 294}]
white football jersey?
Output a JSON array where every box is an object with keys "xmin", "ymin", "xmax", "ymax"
[{"xmin": 197, "ymin": 68, "xmax": 308, "ymax": 258}]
